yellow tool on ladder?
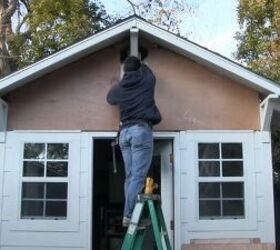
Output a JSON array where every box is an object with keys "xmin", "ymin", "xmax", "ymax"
[{"xmin": 121, "ymin": 177, "xmax": 172, "ymax": 250}]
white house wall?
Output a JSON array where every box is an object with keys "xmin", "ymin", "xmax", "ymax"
[
  {"xmin": 254, "ymin": 131, "xmax": 275, "ymax": 243},
  {"xmin": 0, "ymin": 130, "xmax": 276, "ymax": 249},
  {"xmin": 0, "ymin": 142, "xmax": 5, "ymax": 245},
  {"xmin": 0, "ymin": 131, "xmax": 89, "ymax": 250},
  {"xmin": 179, "ymin": 131, "xmax": 275, "ymax": 246}
]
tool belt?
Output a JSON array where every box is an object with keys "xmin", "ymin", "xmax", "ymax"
[{"xmin": 120, "ymin": 119, "xmax": 152, "ymax": 129}]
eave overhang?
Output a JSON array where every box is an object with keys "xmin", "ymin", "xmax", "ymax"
[{"xmin": 0, "ymin": 17, "xmax": 279, "ymax": 97}]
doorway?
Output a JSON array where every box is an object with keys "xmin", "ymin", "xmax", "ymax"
[{"xmin": 92, "ymin": 138, "xmax": 174, "ymax": 250}]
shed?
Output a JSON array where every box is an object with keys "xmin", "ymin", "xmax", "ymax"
[{"xmin": 0, "ymin": 16, "xmax": 279, "ymax": 250}]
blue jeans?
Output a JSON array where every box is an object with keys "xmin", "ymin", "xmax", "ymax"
[{"xmin": 119, "ymin": 123, "xmax": 153, "ymax": 218}]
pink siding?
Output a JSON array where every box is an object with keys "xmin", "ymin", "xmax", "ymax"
[{"xmin": 5, "ymin": 45, "xmax": 260, "ymax": 130}]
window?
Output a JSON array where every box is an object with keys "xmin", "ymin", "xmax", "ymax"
[
  {"xmin": 198, "ymin": 143, "xmax": 245, "ymax": 219},
  {"xmin": 21, "ymin": 143, "xmax": 69, "ymax": 219}
]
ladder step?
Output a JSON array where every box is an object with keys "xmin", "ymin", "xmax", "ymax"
[
  {"xmin": 127, "ymin": 224, "xmax": 147, "ymax": 235},
  {"xmin": 121, "ymin": 195, "xmax": 172, "ymax": 250},
  {"xmin": 137, "ymin": 194, "xmax": 161, "ymax": 201}
]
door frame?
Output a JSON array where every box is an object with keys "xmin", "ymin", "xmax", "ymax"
[{"xmin": 82, "ymin": 131, "xmax": 181, "ymax": 250}]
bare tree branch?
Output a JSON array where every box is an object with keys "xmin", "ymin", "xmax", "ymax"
[
  {"xmin": 126, "ymin": 0, "xmax": 137, "ymax": 15},
  {"xmin": 4, "ymin": 0, "xmax": 17, "ymax": 21},
  {"xmin": 15, "ymin": 12, "xmax": 29, "ymax": 33},
  {"xmin": 20, "ymin": 0, "xmax": 29, "ymax": 11}
]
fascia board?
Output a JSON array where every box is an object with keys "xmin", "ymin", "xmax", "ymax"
[
  {"xmin": 0, "ymin": 17, "xmax": 280, "ymax": 97},
  {"xmin": 0, "ymin": 18, "xmax": 134, "ymax": 95},
  {"xmin": 136, "ymin": 19, "xmax": 280, "ymax": 96}
]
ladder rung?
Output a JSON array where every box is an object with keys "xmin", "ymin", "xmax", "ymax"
[
  {"xmin": 137, "ymin": 194, "xmax": 161, "ymax": 201},
  {"xmin": 121, "ymin": 196, "xmax": 171, "ymax": 250},
  {"xmin": 128, "ymin": 223, "xmax": 147, "ymax": 233}
]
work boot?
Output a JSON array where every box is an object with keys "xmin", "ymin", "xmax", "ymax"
[{"xmin": 122, "ymin": 216, "xmax": 131, "ymax": 227}]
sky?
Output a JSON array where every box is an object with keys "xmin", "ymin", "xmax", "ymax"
[{"xmin": 101, "ymin": 0, "xmax": 240, "ymax": 60}]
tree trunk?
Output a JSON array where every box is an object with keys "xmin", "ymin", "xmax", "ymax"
[{"xmin": 0, "ymin": 0, "xmax": 18, "ymax": 77}]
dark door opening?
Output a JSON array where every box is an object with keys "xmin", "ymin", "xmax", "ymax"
[{"xmin": 92, "ymin": 139, "xmax": 173, "ymax": 250}]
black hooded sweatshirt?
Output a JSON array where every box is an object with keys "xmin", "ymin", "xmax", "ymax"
[{"xmin": 107, "ymin": 64, "xmax": 161, "ymax": 126}]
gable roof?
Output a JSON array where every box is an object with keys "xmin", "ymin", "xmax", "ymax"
[{"xmin": 0, "ymin": 16, "xmax": 280, "ymax": 96}]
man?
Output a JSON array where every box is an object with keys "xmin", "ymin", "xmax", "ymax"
[{"xmin": 107, "ymin": 56, "xmax": 161, "ymax": 227}]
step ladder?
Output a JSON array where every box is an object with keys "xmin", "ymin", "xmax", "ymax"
[{"xmin": 121, "ymin": 194, "xmax": 172, "ymax": 250}]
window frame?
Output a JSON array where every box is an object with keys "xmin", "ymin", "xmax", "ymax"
[
  {"xmin": 184, "ymin": 132, "xmax": 257, "ymax": 231},
  {"xmin": 21, "ymin": 142, "xmax": 69, "ymax": 220},
  {"xmin": 9, "ymin": 132, "xmax": 80, "ymax": 232},
  {"xmin": 198, "ymin": 142, "xmax": 245, "ymax": 220}
]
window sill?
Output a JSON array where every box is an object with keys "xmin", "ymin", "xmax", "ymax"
[
  {"xmin": 186, "ymin": 217, "xmax": 257, "ymax": 231},
  {"xmin": 9, "ymin": 218, "xmax": 79, "ymax": 232}
]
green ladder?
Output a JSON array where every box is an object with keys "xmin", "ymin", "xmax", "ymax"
[{"xmin": 121, "ymin": 194, "xmax": 172, "ymax": 250}]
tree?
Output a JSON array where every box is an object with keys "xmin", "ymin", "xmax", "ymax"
[
  {"xmin": 236, "ymin": 0, "xmax": 280, "ymax": 187},
  {"xmin": 1, "ymin": 0, "xmax": 194, "ymax": 76},
  {"xmin": 235, "ymin": 0, "xmax": 280, "ymax": 82},
  {"xmin": 0, "ymin": 0, "xmax": 19, "ymax": 77},
  {"xmin": 125, "ymin": 0, "xmax": 195, "ymax": 35},
  {"xmin": 9, "ymin": 0, "xmax": 110, "ymax": 69},
  {"xmin": 232, "ymin": 4, "xmax": 280, "ymax": 243}
]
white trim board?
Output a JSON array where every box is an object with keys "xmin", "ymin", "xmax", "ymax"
[
  {"xmin": 0, "ymin": 143, "xmax": 5, "ymax": 245},
  {"xmin": 0, "ymin": 17, "xmax": 279, "ymax": 96}
]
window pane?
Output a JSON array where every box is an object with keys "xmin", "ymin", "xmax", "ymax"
[
  {"xmin": 199, "ymin": 161, "xmax": 220, "ymax": 176},
  {"xmin": 198, "ymin": 143, "xmax": 219, "ymax": 159},
  {"xmin": 47, "ymin": 162, "xmax": 68, "ymax": 177},
  {"xmin": 223, "ymin": 200, "xmax": 244, "ymax": 217},
  {"xmin": 199, "ymin": 183, "xmax": 220, "ymax": 198},
  {"xmin": 46, "ymin": 183, "xmax": 67, "ymax": 199},
  {"xmin": 21, "ymin": 201, "xmax": 43, "ymax": 217},
  {"xmin": 222, "ymin": 161, "xmax": 243, "ymax": 177},
  {"xmin": 23, "ymin": 161, "xmax": 44, "ymax": 177},
  {"xmin": 46, "ymin": 201, "xmax": 67, "ymax": 217},
  {"xmin": 222, "ymin": 143, "xmax": 242, "ymax": 159},
  {"xmin": 22, "ymin": 183, "xmax": 44, "ymax": 198},
  {"xmin": 222, "ymin": 182, "xmax": 244, "ymax": 198},
  {"xmin": 24, "ymin": 143, "xmax": 45, "ymax": 159},
  {"xmin": 199, "ymin": 200, "xmax": 220, "ymax": 217},
  {"xmin": 47, "ymin": 143, "xmax": 69, "ymax": 159}
]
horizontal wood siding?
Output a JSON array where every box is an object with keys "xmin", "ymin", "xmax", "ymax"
[{"xmin": 5, "ymin": 44, "xmax": 260, "ymax": 131}]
